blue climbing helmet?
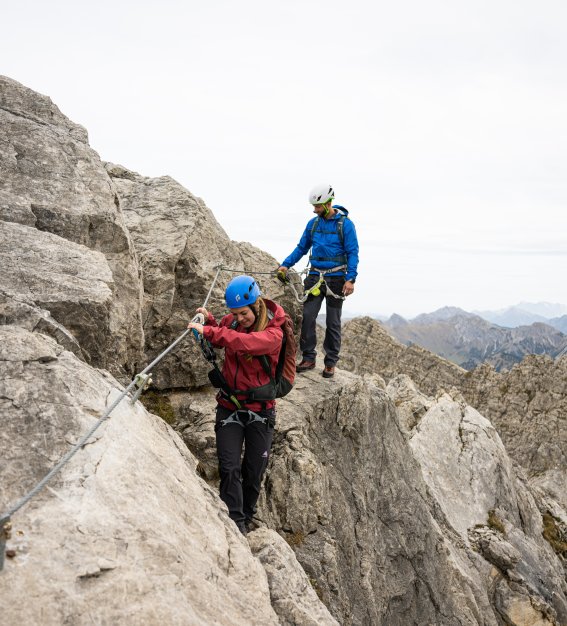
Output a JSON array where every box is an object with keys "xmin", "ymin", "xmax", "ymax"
[{"xmin": 225, "ymin": 275, "xmax": 261, "ymax": 309}]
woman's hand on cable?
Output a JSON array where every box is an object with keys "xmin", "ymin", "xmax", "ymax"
[
  {"xmin": 343, "ymin": 280, "xmax": 355, "ymax": 297},
  {"xmin": 196, "ymin": 307, "xmax": 209, "ymax": 317},
  {"xmin": 187, "ymin": 322, "xmax": 204, "ymax": 335}
]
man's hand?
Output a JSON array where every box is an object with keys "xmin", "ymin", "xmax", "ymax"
[
  {"xmin": 343, "ymin": 280, "xmax": 355, "ymax": 297},
  {"xmin": 276, "ymin": 266, "xmax": 289, "ymax": 284}
]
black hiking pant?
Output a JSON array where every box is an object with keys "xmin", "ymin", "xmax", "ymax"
[
  {"xmin": 215, "ymin": 405, "xmax": 275, "ymax": 530},
  {"xmin": 300, "ymin": 274, "xmax": 345, "ymax": 367}
]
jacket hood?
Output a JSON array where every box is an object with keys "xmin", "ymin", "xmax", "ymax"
[
  {"xmin": 332, "ymin": 204, "xmax": 349, "ymax": 217},
  {"xmin": 264, "ymin": 298, "xmax": 286, "ymax": 328}
]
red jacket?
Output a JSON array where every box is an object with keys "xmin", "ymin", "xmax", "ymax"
[{"xmin": 202, "ymin": 299, "xmax": 284, "ymax": 411}]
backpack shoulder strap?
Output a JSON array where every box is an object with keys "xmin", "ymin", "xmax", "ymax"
[
  {"xmin": 336, "ymin": 215, "xmax": 345, "ymax": 245},
  {"xmin": 256, "ymin": 322, "xmax": 286, "ymax": 381},
  {"xmin": 310, "ymin": 217, "xmax": 320, "ymax": 241}
]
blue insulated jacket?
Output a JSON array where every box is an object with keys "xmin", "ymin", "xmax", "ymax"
[{"xmin": 282, "ymin": 207, "xmax": 359, "ymax": 281}]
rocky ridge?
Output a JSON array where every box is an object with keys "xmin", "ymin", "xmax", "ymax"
[
  {"xmin": 340, "ymin": 317, "xmax": 567, "ymax": 534},
  {"xmin": 2, "ymin": 76, "xmax": 567, "ymax": 625}
]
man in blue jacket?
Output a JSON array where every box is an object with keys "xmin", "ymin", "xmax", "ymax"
[{"xmin": 278, "ymin": 184, "xmax": 359, "ymax": 378}]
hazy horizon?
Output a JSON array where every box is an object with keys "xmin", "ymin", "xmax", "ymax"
[{"xmin": 343, "ymin": 300, "xmax": 567, "ymax": 321}]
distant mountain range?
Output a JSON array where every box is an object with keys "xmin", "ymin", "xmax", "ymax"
[
  {"xmin": 381, "ymin": 305, "xmax": 567, "ymax": 371},
  {"xmin": 473, "ymin": 302, "xmax": 567, "ymax": 329}
]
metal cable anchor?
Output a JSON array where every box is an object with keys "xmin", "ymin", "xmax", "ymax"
[{"xmin": 130, "ymin": 373, "xmax": 153, "ymax": 404}]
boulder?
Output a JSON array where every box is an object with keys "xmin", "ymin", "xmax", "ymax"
[
  {"xmin": 0, "ymin": 76, "xmax": 143, "ymax": 374},
  {"xmin": 248, "ymin": 528, "xmax": 340, "ymax": 625}
]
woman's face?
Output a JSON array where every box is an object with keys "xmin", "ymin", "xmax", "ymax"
[{"xmin": 230, "ymin": 306, "xmax": 255, "ymax": 329}]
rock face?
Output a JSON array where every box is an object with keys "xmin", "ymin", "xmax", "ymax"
[
  {"xmin": 248, "ymin": 528, "xmax": 340, "ymax": 626},
  {"xmin": 180, "ymin": 367, "xmax": 567, "ymax": 625},
  {"xmin": 341, "ymin": 317, "xmax": 567, "ymax": 509},
  {"xmin": 0, "ymin": 76, "xmax": 143, "ymax": 375},
  {"xmin": 107, "ymin": 163, "xmax": 302, "ymax": 389},
  {"xmin": 1, "ymin": 326, "xmax": 336, "ymax": 625},
  {"xmin": 461, "ymin": 356, "xmax": 567, "ymax": 512},
  {"xmin": 0, "ymin": 78, "xmax": 339, "ymax": 626}
]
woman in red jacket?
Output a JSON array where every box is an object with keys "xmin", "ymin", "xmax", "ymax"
[{"xmin": 188, "ymin": 275, "xmax": 284, "ymax": 535}]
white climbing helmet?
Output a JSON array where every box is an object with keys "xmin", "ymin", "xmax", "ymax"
[{"xmin": 308, "ymin": 184, "xmax": 334, "ymax": 205}]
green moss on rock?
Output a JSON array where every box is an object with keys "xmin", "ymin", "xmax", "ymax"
[{"xmin": 140, "ymin": 391, "xmax": 176, "ymax": 424}]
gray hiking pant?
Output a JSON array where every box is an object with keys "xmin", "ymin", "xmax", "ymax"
[{"xmin": 300, "ymin": 274, "xmax": 345, "ymax": 367}]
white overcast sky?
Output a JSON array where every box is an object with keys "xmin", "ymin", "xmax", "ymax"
[{"xmin": 3, "ymin": 0, "xmax": 566, "ymax": 317}]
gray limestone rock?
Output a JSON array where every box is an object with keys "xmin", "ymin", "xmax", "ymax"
[
  {"xmin": 3, "ymin": 75, "xmax": 567, "ymax": 626},
  {"xmin": 461, "ymin": 357, "xmax": 567, "ymax": 513},
  {"xmin": 1, "ymin": 221, "xmax": 116, "ymax": 367},
  {"xmin": 107, "ymin": 163, "xmax": 302, "ymax": 389},
  {"xmin": 403, "ymin": 385, "xmax": 567, "ymax": 625},
  {"xmin": 0, "ymin": 290, "xmax": 84, "ymax": 358},
  {"xmin": 340, "ymin": 316, "xmax": 464, "ymax": 395},
  {"xmin": 0, "ymin": 76, "xmax": 143, "ymax": 374},
  {"xmin": 341, "ymin": 316, "xmax": 567, "ymax": 531},
  {"xmin": 248, "ymin": 528, "xmax": 340, "ymax": 625},
  {"xmin": 1, "ymin": 326, "xmax": 284, "ymax": 625},
  {"xmin": 386, "ymin": 374, "xmax": 433, "ymax": 431}
]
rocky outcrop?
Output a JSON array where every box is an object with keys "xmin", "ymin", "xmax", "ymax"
[
  {"xmin": 393, "ymin": 382, "xmax": 567, "ymax": 625},
  {"xmin": 0, "ymin": 76, "xmax": 143, "ymax": 375},
  {"xmin": 177, "ymin": 366, "xmax": 567, "ymax": 625},
  {"xmin": 340, "ymin": 318, "xmax": 567, "ymax": 509},
  {"xmin": 461, "ymin": 356, "xmax": 567, "ymax": 512},
  {"xmin": 107, "ymin": 163, "xmax": 301, "ymax": 389},
  {"xmin": 0, "ymin": 326, "xmax": 336, "ymax": 625},
  {"xmin": 339, "ymin": 316, "xmax": 464, "ymax": 395},
  {"xmin": 248, "ymin": 529, "xmax": 340, "ymax": 625}
]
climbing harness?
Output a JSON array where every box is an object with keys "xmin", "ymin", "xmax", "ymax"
[
  {"xmin": 277, "ymin": 265, "xmax": 346, "ymax": 304},
  {"xmin": 218, "ymin": 409, "xmax": 274, "ymax": 429}
]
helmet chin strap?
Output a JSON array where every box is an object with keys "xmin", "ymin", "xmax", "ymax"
[{"xmin": 322, "ymin": 203, "xmax": 331, "ymax": 217}]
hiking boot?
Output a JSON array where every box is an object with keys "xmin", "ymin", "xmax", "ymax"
[
  {"xmin": 245, "ymin": 517, "xmax": 262, "ymax": 533},
  {"xmin": 322, "ymin": 366, "xmax": 335, "ymax": 378},
  {"xmin": 296, "ymin": 359, "xmax": 316, "ymax": 373}
]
